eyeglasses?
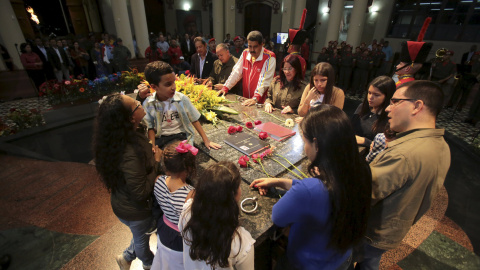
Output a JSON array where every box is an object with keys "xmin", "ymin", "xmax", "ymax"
[
  {"xmin": 131, "ymin": 102, "xmax": 141, "ymax": 115},
  {"xmin": 282, "ymin": 67, "xmax": 293, "ymax": 72},
  {"xmin": 389, "ymin": 98, "xmax": 417, "ymax": 106}
]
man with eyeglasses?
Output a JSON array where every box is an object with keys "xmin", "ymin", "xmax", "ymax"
[
  {"xmin": 354, "ymin": 80, "xmax": 451, "ymax": 270},
  {"xmin": 220, "ymin": 31, "xmax": 276, "ymax": 106}
]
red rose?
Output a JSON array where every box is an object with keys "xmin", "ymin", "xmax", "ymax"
[
  {"xmin": 238, "ymin": 155, "xmax": 249, "ymax": 167},
  {"xmin": 246, "ymin": 122, "xmax": 253, "ymax": 128},
  {"xmin": 236, "ymin": 126, "xmax": 243, "ymax": 132},
  {"xmin": 227, "ymin": 126, "xmax": 237, "ymax": 134},
  {"xmin": 252, "ymin": 153, "xmax": 263, "ymax": 163},
  {"xmin": 259, "ymin": 132, "xmax": 268, "ymax": 140},
  {"xmin": 254, "ymin": 120, "xmax": 262, "ymax": 125}
]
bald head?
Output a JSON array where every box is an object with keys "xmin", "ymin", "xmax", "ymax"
[{"xmin": 216, "ymin": 43, "xmax": 231, "ymax": 64}]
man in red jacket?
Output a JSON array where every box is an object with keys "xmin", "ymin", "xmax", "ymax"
[{"xmin": 220, "ymin": 31, "xmax": 276, "ymax": 106}]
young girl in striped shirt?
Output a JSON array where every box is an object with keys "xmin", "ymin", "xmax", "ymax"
[{"xmin": 151, "ymin": 140, "xmax": 197, "ymax": 270}]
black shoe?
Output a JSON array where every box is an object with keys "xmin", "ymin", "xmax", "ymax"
[{"xmin": 464, "ymin": 118, "xmax": 474, "ymax": 125}]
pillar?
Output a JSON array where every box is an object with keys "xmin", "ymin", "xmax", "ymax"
[
  {"xmin": 0, "ymin": 0, "xmax": 26, "ymax": 70},
  {"xmin": 98, "ymin": 0, "xmax": 116, "ymax": 35},
  {"xmin": 346, "ymin": 0, "xmax": 368, "ymax": 48},
  {"xmin": 111, "ymin": 0, "xmax": 135, "ymax": 58},
  {"xmin": 292, "ymin": 0, "xmax": 306, "ymax": 28},
  {"xmin": 372, "ymin": 0, "xmax": 395, "ymax": 40},
  {"xmin": 86, "ymin": 0, "xmax": 103, "ymax": 33},
  {"xmin": 313, "ymin": 0, "xmax": 330, "ymax": 60},
  {"xmin": 130, "ymin": 0, "xmax": 149, "ymax": 58},
  {"xmin": 325, "ymin": 0, "xmax": 345, "ymax": 46},
  {"xmin": 213, "ymin": 0, "xmax": 224, "ymax": 40},
  {"xmin": 224, "ymin": 0, "xmax": 236, "ymax": 37},
  {"xmin": 281, "ymin": 0, "xmax": 294, "ymax": 32},
  {"xmin": 164, "ymin": 4, "xmax": 176, "ymax": 35}
]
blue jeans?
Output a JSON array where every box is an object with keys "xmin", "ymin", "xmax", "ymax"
[
  {"xmin": 118, "ymin": 216, "xmax": 154, "ymax": 267},
  {"xmin": 354, "ymin": 244, "xmax": 387, "ymax": 270}
]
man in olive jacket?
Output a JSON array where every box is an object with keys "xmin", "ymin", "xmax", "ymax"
[{"xmin": 355, "ymin": 80, "xmax": 451, "ymax": 270}]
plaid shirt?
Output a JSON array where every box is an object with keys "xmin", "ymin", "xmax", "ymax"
[
  {"xmin": 366, "ymin": 133, "xmax": 387, "ymax": 163},
  {"xmin": 143, "ymin": 92, "xmax": 201, "ymax": 144}
]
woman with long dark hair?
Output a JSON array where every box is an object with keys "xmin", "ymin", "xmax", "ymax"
[
  {"xmin": 93, "ymin": 93, "xmax": 161, "ymax": 269},
  {"xmin": 265, "ymin": 54, "xmax": 307, "ymax": 114},
  {"xmin": 179, "ymin": 161, "xmax": 255, "ymax": 270},
  {"xmin": 251, "ymin": 104, "xmax": 372, "ymax": 269},
  {"xmin": 352, "ymin": 75, "xmax": 396, "ymax": 146},
  {"xmin": 297, "ymin": 62, "xmax": 345, "ymax": 117}
]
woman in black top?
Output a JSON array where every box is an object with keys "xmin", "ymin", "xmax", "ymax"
[{"xmin": 352, "ymin": 76, "xmax": 395, "ymax": 147}]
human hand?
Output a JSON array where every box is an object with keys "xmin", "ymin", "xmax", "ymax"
[
  {"xmin": 356, "ymin": 135, "xmax": 366, "ymax": 145},
  {"xmin": 153, "ymin": 145, "xmax": 163, "ymax": 162},
  {"xmin": 295, "ymin": 116, "xmax": 303, "ymax": 123},
  {"xmin": 217, "ymin": 89, "xmax": 227, "ymax": 96},
  {"xmin": 306, "ymin": 87, "xmax": 319, "ymax": 101},
  {"xmin": 137, "ymin": 84, "xmax": 152, "ymax": 99},
  {"xmin": 242, "ymin": 98, "xmax": 257, "ymax": 106},
  {"xmin": 281, "ymin": 106, "xmax": 293, "ymax": 114},
  {"xmin": 213, "ymin": 84, "xmax": 223, "ymax": 90},
  {"xmin": 206, "ymin": 80, "xmax": 213, "ymax": 87},
  {"xmin": 250, "ymin": 178, "xmax": 276, "ymax": 196},
  {"xmin": 204, "ymin": 140, "xmax": 222, "ymax": 150},
  {"xmin": 264, "ymin": 103, "xmax": 274, "ymax": 113}
]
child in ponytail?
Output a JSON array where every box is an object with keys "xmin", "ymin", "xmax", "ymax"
[{"xmin": 151, "ymin": 140, "xmax": 197, "ymax": 270}]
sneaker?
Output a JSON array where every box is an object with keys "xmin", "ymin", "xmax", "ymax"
[{"xmin": 116, "ymin": 254, "xmax": 131, "ymax": 270}]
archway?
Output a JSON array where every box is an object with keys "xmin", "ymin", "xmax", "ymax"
[{"xmin": 244, "ymin": 3, "xmax": 271, "ymax": 38}]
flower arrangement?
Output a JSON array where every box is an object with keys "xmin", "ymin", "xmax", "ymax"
[
  {"xmin": 39, "ymin": 71, "xmax": 145, "ymax": 105},
  {"xmin": 174, "ymin": 74, "xmax": 238, "ymax": 125},
  {"xmin": 0, "ymin": 107, "xmax": 44, "ymax": 136}
]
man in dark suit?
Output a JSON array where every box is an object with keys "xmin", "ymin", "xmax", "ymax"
[
  {"xmin": 448, "ymin": 45, "xmax": 478, "ymax": 110},
  {"xmin": 32, "ymin": 37, "xmax": 55, "ymax": 80},
  {"xmin": 190, "ymin": 36, "xmax": 217, "ymax": 81},
  {"xmin": 181, "ymin": 33, "xmax": 195, "ymax": 64},
  {"xmin": 47, "ymin": 38, "xmax": 70, "ymax": 81}
]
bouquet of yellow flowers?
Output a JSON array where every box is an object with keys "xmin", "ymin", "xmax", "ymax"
[{"xmin": 175, "ymin": 74, "xmax": 238, "ymax": 125}]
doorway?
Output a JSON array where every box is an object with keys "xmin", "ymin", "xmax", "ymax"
[{"xmin": 244, "ymin": 4, "xmax": 272, "ymax": 38}]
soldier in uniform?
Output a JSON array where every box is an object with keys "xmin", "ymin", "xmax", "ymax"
[
  {"xmin": 329, "ymin": 47, "xmax": 341, "ymax": 84},
  {"xmin": 317, "ymin": 47, "xmax": 329, "ymax": 63},
  {"xmin": 394, "ymin": 18, "xmax": 433, "ymax": 88},
  {"xmin": 338, "ymin": 45, "xmax": 355, "ymax": 92},
  {"xmin": 429, "ymin": 50, "xmax": 456, "ymax": 105},
  {"xmin": 370, "ymin": 44, "xmax": 385, "ymax": 82},
  {"xmin": 352, "ymin": 49, "xmax": 373, "ymax": 97},
  {"xmin": 287, "ymin": 9, "xmax": 308, "ymax": 78}
]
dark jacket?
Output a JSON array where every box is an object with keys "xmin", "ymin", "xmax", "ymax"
[
  {"xmin": 47, "ymin": 46, "xmax": 70, "ymax": 70},
  {"xmin": 111, "ymin": 132, "xmax": 160, "ymax": 221},
  {"xmin": 180, "ymin": 38, "xmax": 196, "ymax": 62},
  {"xmin": 190, "ymin": 51, "xmax": 218, "ymax": 79}
]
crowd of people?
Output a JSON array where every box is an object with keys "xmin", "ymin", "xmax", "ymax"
[
  {"xmin": 16, "ymin": 32, "xmax": 132, "ymax": 92},
  {"xmin": 88, "ymin": 13, "xmax": 460, "ymax": 269}
]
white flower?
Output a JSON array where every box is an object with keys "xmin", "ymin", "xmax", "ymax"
[
  {"xmin": 285, "ymin": 118, "xmax": 294, "ymax": 127},
  {"xmin": 98, "ymin": 95, "xmax": 108, "ymax": 105}
]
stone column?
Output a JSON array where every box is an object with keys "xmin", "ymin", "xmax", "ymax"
[
  {"xmin": 346, "ymin": 0, "xmax": 368, "ymax": 47},
  {"xmin": 213, "ymin": 0, "xmax": 224, "ymax": 40},
  {"xmin": 313, "ymin": 0, "xmax": 330, "ymax": 60},
  {"xmin": 224, "ymin": 0, "xmax": 236, "ymax": 37},
  {"xmin": 325, "ymin": 0, "xmax": 345, "ymax": 46},
  {"xmin": 281, "ymin": 0, "xmax": 294, "ymax": 32},
  {"xmin": 0, "ymin": 0, "xmax": 26, "ymax": 70},
  {"xmin": 293, "ymin": 0, "xmax": 306, "ymax": 28},
  {"xmin": 98, "ymin": 0, "xmax": 116, "ymax": 35},
  {"xmin": 85, "ymin": 0, "xmax": 103, "ymax": 33},
  {"xmin": 130, "ymin": 0, "xmax": 149, "ymax": 58},
  {"xmin": 373, "ymin": 0, "xmax": 395, "ymax": 40},
  {"xmin": 111, "ymin": 0, "xmax": 135, "ymax": 58}
]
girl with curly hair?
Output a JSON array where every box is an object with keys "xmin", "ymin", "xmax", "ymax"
[
  {"xmin": 151, "ymin": 140, "xmax": 196, "ymax": 270},
  {"xmin": 93, "ymin": 93, "xmax": 162, "ymax": 269},
  {"xmin": 179, "ymin": 161, "xmax": 255, "ymax": 270}
]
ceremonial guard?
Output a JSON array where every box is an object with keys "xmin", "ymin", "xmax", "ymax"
[
  {"xmin": 287, "ymin": 9, "xmax": 308, "ymax": 78},
  {"xmin": 338, "ymin": 45, "xmax": 354, "ymax": 92},
  {"xmin": 429, "ymin": 49, "xmax": 457, "ymax": 104},
  {"xmin": 394, "ymin": 18, "xmax": 433, "ymax": 88},
  {"xmin": 352, "ymin": 50, "xmax": 372, "ymax": 97},
  {"xmin": 317, "ymin": 47, "xmax": 329, "ymax": 63}
]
